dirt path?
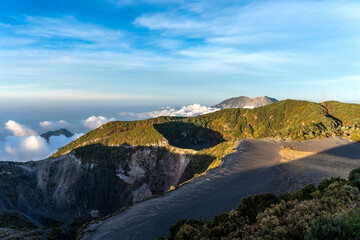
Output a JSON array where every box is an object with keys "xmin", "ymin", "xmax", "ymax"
[{"xmin": 82, "ymin": 137, "xmax": 360, "ymax": 240}]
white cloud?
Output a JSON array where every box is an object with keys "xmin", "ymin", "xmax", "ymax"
[
  {"xmin": 0, "ymin": 120, "xmax": 83, "ymax": 162},
  {"xmin": 243, "ymin": 105, "xmax": 255, "ymax": 109},
  {"xmin": 134, "ymin": 13, "xmax": 205, "ymax": 31},
  {"xmin": 14, "ymin": 16, "xmax": 126, "ymax": 49},
  {"xmin": 39, "ymin": 120, "xmax": 71, "ymax": 131},
  {"xmin": 121, "ymin": 104, "xmax": 220, "ymax": 119},
  {"xmin": 5, "ymin": 120, "xmax": 36, "ymax": 137},
  {"xmin": 134, "ymin": 1, "xmax": 360, "ymax": 42},
  {"xmin": 0, "ymin": 133, "xmax": 83, "ymax": 162},
  {"xmin": 82, "ymin": 116, "xmax": 116, "ymax": 129}
]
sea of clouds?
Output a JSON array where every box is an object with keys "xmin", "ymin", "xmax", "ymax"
[
  {"xmin": 0, "ymin": 120, "xmax": 83, "ymax": 162},
  {"xmin": 0, "ymin": 104, "xmax": 219, "ymax": 162},
  {"xmin": 0, "ymin": 116, "xmax": 120, "ymax": 162}
]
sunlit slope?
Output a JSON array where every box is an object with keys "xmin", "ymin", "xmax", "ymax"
[
  {"xmin": 325, "ymin": 101, "xmax": 360, "ymax": 125},
  {"xmin": 54, "ymin": 99, "xmax": 346, "ymax": 157},
  {"xmin": 53, "ymin": 116, "xmax": 178, "ymax": 157},
  {"xmin": 184, "ymin": 99, "xmax": 340, "ymax": 139}
]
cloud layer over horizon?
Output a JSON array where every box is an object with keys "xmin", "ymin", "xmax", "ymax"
[{"xmin": 120, "ymin": 103, "xmax": 220, "ymax": 119}]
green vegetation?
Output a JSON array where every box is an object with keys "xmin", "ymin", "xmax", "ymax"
[
  {"xmin": 183, "ymin": 99, "xmax": 340, "ymax": 140},
  {"xmin": 166, "ymin": 168, "xmax": 360, "ymax": 240},
  {"xmin": 54, "ymin": 99, "xmax": 356, "ymax": 158},
  {"xmin": 180, "ymin": 140, "xmax": 235, "ymax": 183},
  {"xmin": 325, "ymin": 101, "xmax": 360, "ymax": 126},
  {"xmin": 53, "ymin": 116, "xmax": 179, "ymax": 157}
]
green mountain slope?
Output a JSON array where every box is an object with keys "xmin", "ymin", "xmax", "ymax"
[
  {"xmin": 53, "ymin": 116, "xmax": 179, "ymax": 157},
  {"xmin": 183, "ymin": 99, "xmax": 340, "ymax": 139},
  {"xmin": 54, "ymin": 99, "xmax": 348, "ymax": 158},
  {"xmin": 325, "ymin": 101, "xmax": 360, "ymax": 125}
]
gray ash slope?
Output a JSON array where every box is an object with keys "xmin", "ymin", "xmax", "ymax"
[
  {"xmin": 213, "ymin": 96, "xmax": 277, "ymax": 108},
  {"xmin": 80, "ymin": 137, "xmax": 360, "ymax": 240}
]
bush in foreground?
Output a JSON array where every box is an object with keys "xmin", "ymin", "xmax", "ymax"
[{"xmin": 166, "ymin": 168, "xmax": 360, "ymax": 240}]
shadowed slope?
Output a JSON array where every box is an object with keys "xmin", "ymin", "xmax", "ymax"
[{"xmin": 153, "ymin": 122, "xmax": 224, "ymax": 150}]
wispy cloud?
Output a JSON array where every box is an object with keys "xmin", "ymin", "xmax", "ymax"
[
  {"xmin": 133, "ymin": 1, "xmax": 360, "ymax": 45},
  {"xmin": 107, "ymin": 0, "xmax": 181, "ymax": 7},
  {"xmin": 0, "ymin": 16, "xmax": 127, "ymax": 49},
  {"xmin": 284, "ymin": 75, "xmax": 360, "ymax": 85},
  {"xmin": 2, "ymin": 1, "xmax": 360, "ymax": 103},
  {"xmin": 0, "ymin": 88, "xmax": 165, "ymax": 101},
  {"xmin": 0, "ymin": 83, "xmax": 41, "ymax": 89}
]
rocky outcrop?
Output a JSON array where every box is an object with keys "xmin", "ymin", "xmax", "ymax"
[
  {"xmin": 213, "ymin": 96, "xmax": 277, "ymax": 109},
  {"xmin": 0, "ymin": 145, "xmax": 192, "ymax": 228},
  {"xmin": 40, "ymin": 128, "xmax": 74, "ymax": 141}
]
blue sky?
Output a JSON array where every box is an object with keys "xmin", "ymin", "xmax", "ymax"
[{"xmin": 1, "ymin": 0, "xmax": 360, "ymax": 106}]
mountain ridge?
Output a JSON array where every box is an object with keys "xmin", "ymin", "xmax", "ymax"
[
  {"xmin": 52, "ymin": 99, "xmax": 346, "ymax": 158},
  {"xmin": 213, "ymin": 96, "xmax": 278, "ymax": 109},
  {"xmin": 40, "ymin": 128, "xmax": 74, "ymax": 141}
]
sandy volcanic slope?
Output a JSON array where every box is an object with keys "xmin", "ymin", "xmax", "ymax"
[{"xmin": 82, "ymin": 137, "xmax": 360, "ymax": 240}]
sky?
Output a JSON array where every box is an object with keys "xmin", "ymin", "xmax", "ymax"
[
  {"xmin": 1, "ymin": 0, "xmax": 360, "ymax": 107},
  {"xmin": 1, "ymin": 0, "xmax": 360, "ymax": 161}
]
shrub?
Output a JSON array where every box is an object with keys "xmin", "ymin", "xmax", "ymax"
[
  {"xmin": 349, "ymin": 167, "xmax": 360, "ymax": 189},
  {"xmin": 343, "ymin": 209, "xmax": 360, "ymax": 239},
  {"xmin": 305, "ymin": 216, "xmax": 350, "ymax": 240},
  {"xmin": 168, "ymin": 219, "xmax": 204, "ymax": 240},
  {"xmin": 279, "ymin": 184, "xmax": 317, "ymax": 201},
  {"xmin": 236, "ymin": 193, "xmax": 279, "ymax": 223},
  {"xmin": 318, "ymin": 177, "xmax": 347, "ymax": 192}
]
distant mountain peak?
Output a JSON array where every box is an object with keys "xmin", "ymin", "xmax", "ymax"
[
  {"xmin": 40, "ymin": 128, "xmax": 74, "ymax": 141},
  {"xmin": 213, "ymin": 96, "xmax": 278, "ymax": 109}
]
